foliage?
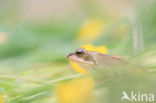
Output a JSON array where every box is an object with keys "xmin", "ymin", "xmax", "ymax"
[{"xmin": 0, "ymin": 0, "xmax": 156, "ymax": 103}]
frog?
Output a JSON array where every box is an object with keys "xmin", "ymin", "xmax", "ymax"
[
  {"xmin": 67, "ymin": 48, "xmax": 148, "ymax": 85},
  {"xmin": 67, "ymin": 48, "xmax": 126, "ymax": 71}
]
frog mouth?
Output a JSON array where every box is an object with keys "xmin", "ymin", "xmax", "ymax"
[{"xmin": 68, "ymin": 56, "xmax": 95, "ymax": 66}]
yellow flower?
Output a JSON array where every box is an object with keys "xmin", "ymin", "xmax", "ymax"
[
  {"xmin": 70, "ymin": 61, "xmax": 88, "ymax": 74},
  {"xmin": 56, "ymin": 77, "xmax": 95, "ymax": 103},
  {"xmin": 77, "ymin": 19, "xmax": 104, "ymax": 42},
  {"xmin": 81, "ymin": 44, "xmax": 108, "ymax": 54},
  {"xmin": 0, "ymin": 94, "xmax": 4, "ymax": 103},
  {"xmin": 70, "ymin": 44, "xmax": 108, "ymax": 74}
]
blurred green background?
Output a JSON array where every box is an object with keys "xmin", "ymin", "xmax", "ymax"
[{"xmin": 0, "ymin": 0, "xmax": 156, "ymax": 103}]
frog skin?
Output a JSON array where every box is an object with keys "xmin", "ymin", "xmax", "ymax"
[{"xmin": 67, "ymin": 48, "xmax": 126, "ymax": 70}]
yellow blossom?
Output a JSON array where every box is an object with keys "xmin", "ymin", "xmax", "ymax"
[
  {"xmin": 69, "ymin": 44, "xmax": 108, "ymax": 74},
  {"xmin": 77, "ymin": 19, "xmax": 104, "ymax": 42},
  {"xmin": 70, "ymin": 61, "xmax": 88, "ymax": 74},
  {"xmin": 81, "ymin": 44, "xmax": 108, "ymax": 54},
  {"xmin": 56, "ymin": 77, "xmax": 95, "ymax": 103},
  {"xmin": 0, "ymin": 94, "xmax": 4, "ymax": 103}
]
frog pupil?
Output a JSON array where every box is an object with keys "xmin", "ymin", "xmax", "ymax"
[
  {"xmin": 76, "ymin": 49, "xmax": 84, "ymax": 57},
  {"xmin": 76, "ymin": 50, "xmax": 82, "ymax": 55}
]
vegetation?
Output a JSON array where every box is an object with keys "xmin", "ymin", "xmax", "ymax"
[{"xmin": 0, "ymin": 0, "xmax": 155, "ymax": 103}]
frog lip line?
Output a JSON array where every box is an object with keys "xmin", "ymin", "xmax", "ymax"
[
  {"xmin": 67, "ymin": 56, "xmax": 86, "ymax": 64},
  {"xmin": 67, "ymin": 55, "xmax": 94, "ymax": 65}
]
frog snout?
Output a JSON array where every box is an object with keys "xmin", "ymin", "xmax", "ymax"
[{"xmin": 67, "ymin": 53, "xmax": 74, "ymax": 58}]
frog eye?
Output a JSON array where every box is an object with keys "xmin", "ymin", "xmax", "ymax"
[{"xmin": 76, "ymin": 48, "xmax": 85, "ymax": 57}]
